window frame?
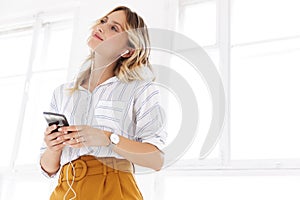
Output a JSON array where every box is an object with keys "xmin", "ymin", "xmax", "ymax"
[
  {"xmin": 167, "ymin": 0, "xmax": 300, "ymax": 174},
  {"xmin": 0, "ymin": 9, "xmax": 76, "ymax": 199}
]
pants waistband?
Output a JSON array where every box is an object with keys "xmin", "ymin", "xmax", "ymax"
[{"xmin": 59, "ymin": 155, "xmax": 134, "ymax": 183}]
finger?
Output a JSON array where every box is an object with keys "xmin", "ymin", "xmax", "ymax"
[
  {"xmin": 58, "ymin": 125, "xmax": 82, "ymax": 133},
  {"xmin": 50, "ymin": 132, "xmax": 68, "ymax": 142},
  {"xmin": 62, "ymin": 137, "xmax": 76, "ymax": 145},
  {"xmin": 48, "ymin": 137, "xmax": 65, "ymax": 148},
  {"xmin": 69, "ymin": 138, "xmax": 85, "ymax": 148},
  {"xmin": 63, "ymin": 136, "xmax": 85, "ymax": 146},
  {"xmin": 45, "ymin": 132, "xmax": 64, "ymax": 142},
  {"xmin": 60, "ymin": 131, "xmax": 79, "ymax": 140},
  {"xmin": 76, "ymin": 136, "xmax": 86, "ymax": 143},
  {"xmin": 45, "ymin": 125, "xmax": 57, "ymax": 135},
  {"xmin": 49, "ymin": 143, "xmax": 65, "ymax": 151}
]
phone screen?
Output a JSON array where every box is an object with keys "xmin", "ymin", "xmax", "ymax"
[{"xmin": 43, "ymin": 112, "xmax": 69, "ymax": 133}]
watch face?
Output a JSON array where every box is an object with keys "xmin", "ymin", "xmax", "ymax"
[{"xmin": 111, "ymin": 133, "xmax": 120, "ymax": 144}]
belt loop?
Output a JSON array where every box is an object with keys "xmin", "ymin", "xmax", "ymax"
[
  {"xmin": 132, "ymin": 163, "xmax": 135, "ymax": 174},
  {"xmin": 58, "ymin": 171, "xmax": 63, "ymax": 184},
  {"xmin": 113, "ymin": 158, "xmax": 118, "ymax": 173},
  {"xmin": 103, "ymin": 159, "xmax": 107, "ymax": 175}
]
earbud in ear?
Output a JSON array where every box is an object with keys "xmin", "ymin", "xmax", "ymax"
[{"xmin": 120, "ymin": 50, "xmax": 130, "ymax": 56}]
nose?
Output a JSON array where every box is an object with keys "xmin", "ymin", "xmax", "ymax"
[
  {"xmin": 97, "ymin": 25, "xmax": 104, "ymax": 33},
  {"xmin": 96, "ymin": 23, "xmax": 110, "ymax": 34}
]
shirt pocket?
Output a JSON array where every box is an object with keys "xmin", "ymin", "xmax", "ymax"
[{"xmin": 93, "ymin": 100, "xmax": 127, "ymax": 131}]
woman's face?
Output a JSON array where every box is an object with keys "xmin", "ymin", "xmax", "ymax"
[{"xmin": 88, "ymin": 10, "xmax": 129, "ymax": 56}]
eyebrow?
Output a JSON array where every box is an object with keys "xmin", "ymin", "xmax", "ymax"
[
  {"xmin": 105, "ymin": 16, "xmax": 124, "ymax": 30},
  {"xmin": 112, "ymin": 21, "xmax": 124, "ymax": 30}
]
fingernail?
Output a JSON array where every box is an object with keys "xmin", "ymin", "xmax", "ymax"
[
  {"xmin": 58, "ymin": 128, "xmax": 62, "ymax": 132},
  {"xmin": 63, "ymin": 142, "xmax": 66, "ymax": 145},
  {"xmin": 56, "ymin": 137, "xmax": 61, "ymax": 141},
  {"xmin": 64, "ymin": 131, "xmax": 68, "ymax": 134}
]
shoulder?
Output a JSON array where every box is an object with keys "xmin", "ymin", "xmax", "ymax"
[
  {"xmin": 130, "ymin": 80, "xmax": 161, "ymax": 104},
  {"xmin": 52, "ymin": 82, "xmax": 75, "ymax": 95},
  {"xmin": 134, "ymin": 80, "xmax": 159, "ymax": 94}
]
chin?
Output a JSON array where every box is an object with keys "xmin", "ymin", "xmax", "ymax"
[
  {"xmin": 87, "ymin": 39, "xmax": 99, "ymax": 51},
  {"xmin": 87, "ymin": 44, "xmax": 98, "ymax": 52}
]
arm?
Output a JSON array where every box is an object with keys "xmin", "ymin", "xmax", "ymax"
[
  {"xmin": 40, "ymin": 149, "xmax": 62, "ymax": 176},
  {"xmin": 40, "ymin": 124, "xmax": 67, "ymax": 176},
  {"xmin": 105, "ymin": 131, "xmax": 164, "ymax": 171},
  {"xmin": 60, "ymin": 126, "xmax": 164, "ymax": 171},
  {"xmin": 62, "ymin": 83, "xmax": 166, "ymax": 170}
]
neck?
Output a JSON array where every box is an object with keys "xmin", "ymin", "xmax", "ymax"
[{"xmin": 89, "ymin": 51, "xmax": 117, "ymax": 87}]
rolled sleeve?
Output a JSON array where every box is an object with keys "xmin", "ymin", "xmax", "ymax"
[
  {"xmin": 134, "ymin": 82, "xmax": 167, "ymax": 150},
  {"xmin": 140, "ymin": 130, "xmax": 167, "ymax": 151}
]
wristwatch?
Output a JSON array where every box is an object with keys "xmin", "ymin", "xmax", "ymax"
[{"xmin": 110, "ymin": 133, "xmax": 120, "ymax": 145}]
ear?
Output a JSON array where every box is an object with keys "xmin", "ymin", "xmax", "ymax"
[{"xmin": 121, "ymin": 48, "xmax": 134, "ymax": 58}]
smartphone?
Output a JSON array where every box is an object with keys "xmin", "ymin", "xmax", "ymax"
[{"xmin": 43, "ymin": 112, "xmax": 69, "ymax": 133}]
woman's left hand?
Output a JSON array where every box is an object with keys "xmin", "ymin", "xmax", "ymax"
[{"xmin": 58, "ymin": 125, "xmax": 111, "ymax": 148}]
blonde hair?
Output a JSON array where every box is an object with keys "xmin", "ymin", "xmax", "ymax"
[{"xmin": 70, "ymin": 6, "xmax": 153, "ymax": 93}]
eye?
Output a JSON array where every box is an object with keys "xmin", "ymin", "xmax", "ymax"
[
  {"xmin": 111, "ymin": 25, "xmax": 119, "ymax": 32},
  {"xmin": 99, "ymin": 19, "xmax": 106, "ymax": 24}
]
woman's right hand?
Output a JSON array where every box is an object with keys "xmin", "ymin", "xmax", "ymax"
[
  {"xmin": 41, "ymin": 125, "xmax": 66, "ymax": 176},
  {"xmin": 44, "ymin": 125, "xmax": 67, "ymax": 152}
]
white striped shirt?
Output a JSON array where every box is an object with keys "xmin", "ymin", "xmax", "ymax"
[{"xmin": 40, "ymin": 76, "xmax": 167, "ymax": 177}]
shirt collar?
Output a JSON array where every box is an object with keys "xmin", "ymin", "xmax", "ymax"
[
  {"xmin": 100, "ymin": 76, "xmax": 119, "ymax": 85},
  {"xmin": 78, "ymin": 76, "xmax": 119, "ymax": 91}
]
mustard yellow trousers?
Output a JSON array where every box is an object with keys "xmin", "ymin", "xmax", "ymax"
[{"xmin": 50, "ymin": 155, "xmax": 143, "ymax": 200}]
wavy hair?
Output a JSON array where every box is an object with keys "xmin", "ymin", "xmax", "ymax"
[{"xmin": 70, "ymin": 6, "xmax": 153, "ymax": 93}]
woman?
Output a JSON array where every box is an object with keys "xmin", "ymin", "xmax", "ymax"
[{"xmin": 40, "ymin": 6, "xmax": 166, "ymax": 200}]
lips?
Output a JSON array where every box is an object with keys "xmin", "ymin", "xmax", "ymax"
[{"xmin": 93, "ymin": 33, "xmax": 103, "ymax": 41}]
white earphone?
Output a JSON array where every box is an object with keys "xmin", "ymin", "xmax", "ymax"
[{"xmin": 120, "ymin": 50, "xmax": 129, "ymax": 56}]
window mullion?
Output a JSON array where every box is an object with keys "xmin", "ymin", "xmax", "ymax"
[
  {"xmin": 9, "ymin": 14, "xmax": 43, "ymax": 169},
  {"xmin": 39, "ymin": 22, "xmax": 51, "ymax": 69},
  {"xmin": 179, "ymin": 0, "xmax": 215, "ymax": 6},
  {"xmin": 217, "ymin": 0, "xmax": 231, "ymax": 165}
]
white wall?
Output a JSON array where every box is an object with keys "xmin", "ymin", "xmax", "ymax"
[{"xmin": 0, "ymin": 0, "xmax": 78, "ymax": 20}]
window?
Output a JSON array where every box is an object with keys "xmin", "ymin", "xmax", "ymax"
[
  {"xmin": 0, "ymin": 12, "xmax": 74, "ymax": 200},
  {"xmin": 0, "ymin": 29, "xmax": 33, "ymax": 168},
  {"xmin": 231, "ymin": 38, "xmax": 300, "ymax": 159},
  {"xmin": 15, "ymin": 20, "xmax": 73, "ymax": 165},
  {"xmin": 231, "ymin": 0, "xmax": 300, "ymax": 160},
  {"xmin": 159, "ymin": 0, "xmax": 300, "ymax": 199},
  {"xmin": 231, "ymin": 0, "xmax": 300, "ymax": 44},
  {"xmin": 171, "ymin": 0, "xmax": 220, "ymax": 161},
  {"xmin": 179, "ymin": 0, "xmax": 217, "ymax": 46},
  {"xmin": 170, "ymin": 0, "xmax": 300, "ymax": 167}
]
